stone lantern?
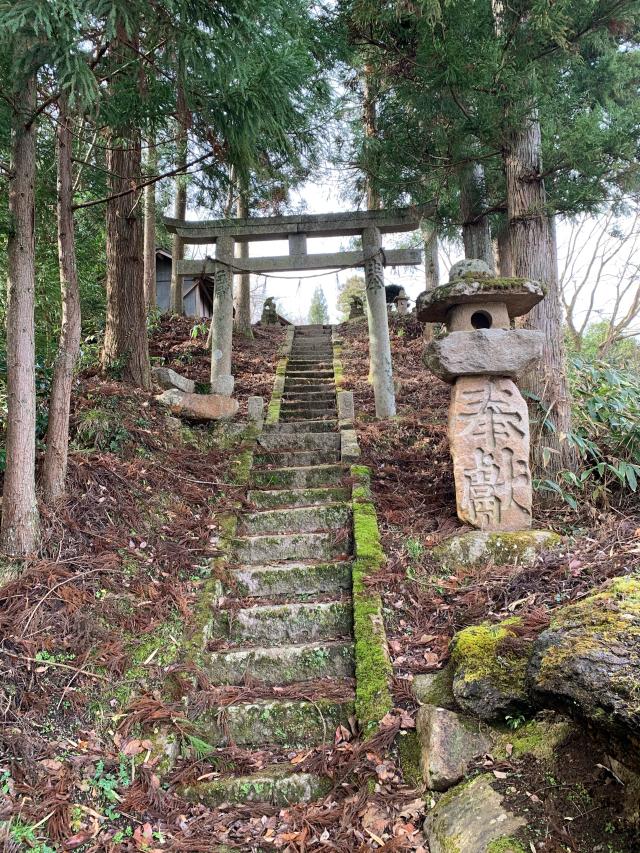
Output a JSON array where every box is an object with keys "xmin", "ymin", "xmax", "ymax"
[{"xmin": 416, "ymin": 259, "xmax": 546, "ymax": 532}]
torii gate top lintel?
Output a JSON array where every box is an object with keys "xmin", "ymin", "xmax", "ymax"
[{"xmin": 164, "ymin": 206, "xmax": 422, "ymax": 244}]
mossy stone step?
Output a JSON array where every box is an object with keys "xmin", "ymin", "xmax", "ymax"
[
  {"xmin": 229, "ymin": 560, "xmax": 352, "ymax": 597},
  {"xmin": 239, "ymin": 503, "xmax": 351, "ymax": 536},
  {"xmin": 194, "ymin": 697, "xmax": 354, "ymax": 747},
  {"xmin": 211, "ymin": 600, "xmax": 353, "ymax": 643},
  {"xmin": 257, "ymin": 432, "xmax": 340, "ymax": 452},
  {"xmin": 254, "ymin": 449, "xmax": 340, "ymax": 468},
  {"xmin": 285, "ymin": 371, "xmax": 334, "ymax": 380},
  {"xmin": 251, "ymin": 464, "xmax": 346, "ymax": 489},
  {"xmin": 281, "ymin": 410, "xmax": 337, "ymax": 422},
  {"xmin": 283, "ymin": 394, "xmax": 336, "ymax": 406},
  {"xmin": 233, "ymin": 529, "xmax": 352, "ymax": 563},
  {"xmin": 179, "ymin": 764, "xmax": 331, "ymax": 806},
  {"xmin": 284, "ymin": 385, "xmax": 334, "ymax": 396},
  {"xmin": 265, "ymin": 420, "xmax": 338, "ymax": 434},
  {"xmin": 206, "ymin": 639, "xmax": 354, "ymax": 684},
  {"xmin": 248, "ymin": 486, "xmax": 350, "ymax": 509}
]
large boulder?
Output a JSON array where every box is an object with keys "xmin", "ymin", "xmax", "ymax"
[
  {"xmin": 423, "ymin": 773, "xmax": 527, "ymax": 853},
  {"xmin": 432, "ymin": 530, "xmax": 560, "ymax": 573},
  {"xmin": 417, "ymin": 705, "xmax": 492, "ymax": 791},
  {"xmin": 451, "ymin": 619, "xmax": 531, "ymax": 722},
  {"xmin": 528, "ymin": 575, "xmax": 640, "ymax": 768},
  {"xmin": 151, "ymin": 366, "xmax": 195, "ymax": 394},
  {"xmin": 156, "ymin": 389, "xmax": 239, "ymax": 421}
]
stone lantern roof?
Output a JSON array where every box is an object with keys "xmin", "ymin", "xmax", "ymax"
[{"xmin": 416, "ymin": 260, "xmax": 546, "ymax": 324}]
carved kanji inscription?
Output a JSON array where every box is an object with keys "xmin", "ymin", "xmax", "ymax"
[{"xmin": 449, "ymin": 376, "xmax": 532, "ymax": 531}]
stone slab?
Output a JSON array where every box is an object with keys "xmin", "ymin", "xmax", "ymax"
[
  {"xmin": 156, "ymin": 389, "xmax": 239, "ymax": 421},
  {"xmin": 424, "ymin": 329, "xmax": 544, "ymax": 383},
  {"xmin": 152, "ymin": 366, "xmax": 195, "ymax": 393},
  {"xmin": 417, "ymin": 705, "xmax": 492, "ymax": 791},
  {"xmin": 449, "ymin": 376, "xmax": 532, "ymax": 531}
]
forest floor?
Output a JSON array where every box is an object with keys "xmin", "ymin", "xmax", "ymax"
[{"xmin": 0, "ymin": 314, "xmax": 638, "ymax": 852}]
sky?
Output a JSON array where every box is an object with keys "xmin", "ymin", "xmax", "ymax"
[{"xmin": 184, "ymin": 174, "xmax": 640, "ymax": 333}]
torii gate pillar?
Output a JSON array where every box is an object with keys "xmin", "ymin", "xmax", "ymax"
[
  {"xmin": 363, "ymin": 226, "xmax": 396, "ymax": 418},
  {"xmin": 210, "ymin": 235, "xmax": 234, "ymax": 395}
]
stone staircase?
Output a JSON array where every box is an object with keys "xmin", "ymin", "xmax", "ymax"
[{"xmin": 181, "ymin": 325, "xmax": 355, "ymax": 807}]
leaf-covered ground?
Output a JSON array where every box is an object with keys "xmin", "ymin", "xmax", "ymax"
[{"xmin": 1, "ymin": 316, "xmax": 639, "ymax": 852}]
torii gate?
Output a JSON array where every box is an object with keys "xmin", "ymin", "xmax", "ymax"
[{"xmin": 164, "ymin": 208, "xmax": 422, "ymax": 418}]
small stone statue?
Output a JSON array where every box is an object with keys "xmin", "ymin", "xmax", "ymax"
[
  {"xmin": 348, "ymin": 295, "xmax": 365, "ymax": 319},
  {"xmin": 416, "ymin": 259, "xmax": 545, "ymax": 532},
  {"xmin": 395, "ymin": 288, "xmax": 410, "ymax": 315},
  {"xmin": 261, "ymin": 296, "xmax": 278, "ymax": 325}
]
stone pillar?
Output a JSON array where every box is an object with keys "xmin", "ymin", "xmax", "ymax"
[
  {"xmin": 210, "ymin": 235, "xmax": 235, "ymax": 396},
  {"xmin": 337, "ymin": 390, "xmax": 355, "ymax": 425},
  {"xmin": 363, "ymin": 226, "xmax": 396, "ymax": 419},
  {"xmin": 449, "ymin": 376, "xmax": 532, "ymax": 531},
  {"xmin": 248, "ymin": 395, "xmax": 264, "ymax": 427}
]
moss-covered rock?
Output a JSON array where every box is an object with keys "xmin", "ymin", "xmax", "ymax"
[
  {"xmin": 529, "ymin": 574, "xmax": 640, "ymax": 768},
  {"xmin": 423, "ymin": 773, "xmax": 526, "ymax": 853},
  {"xmin": 417, "ymin": 705, "xmax": 492, "ymax": 791},
  {"xmin": 432, "ymin": 530, "xmax": 560, "ymax": 572},
  {"xmin": 450, "ymin": 619, "xmax": 531, "ymax": 722},
  {"xmin": 412, "ymin": 664, "xmax": 457, "ymax": 710}
]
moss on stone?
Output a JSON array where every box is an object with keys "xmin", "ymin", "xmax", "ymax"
[
  {"xmin": 413, "ymin": 664, "xmax": 457, "ymax": 709},
  {"xmin": 493, "ymin": 716, "xmax": 574, "ymax": 762},
  {"xmin": 432, "ymin": 530, "xmax": 561, "ymax": 572},
  {"xmin": 486, "ymin": 837, "xmax": 528, "ymax": 853},
  {"xmin": 397, "ymin": 730, "xmax": 423, "ymax": 787},
  {"xmin": 351, "ymin": 464, "xmax": 393, "ymax": 735},
  {"xmin": 451, "ymin": 619, "xmax": 524, "ymax": 684}
]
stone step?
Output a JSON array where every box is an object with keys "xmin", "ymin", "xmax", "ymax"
[
  {"xmin": 194, "ymin": 697, "xmax": 354, "ymax": 747},
  {"xmin": 233, "ymin": 529, "xmax": 352, "ymax": 563},
  {"xmin": 254, "ymin": 450, "xmax": 340, "ymax": 468},
  {"xmin": 179, "ymin": 765, "xmax": 331, "ymax": 807},
  {"xmin": 286, "ymin": 359, "xmax": 334, "ymax": 366},
  {"xmin": 285, "ymin": 370, "xmax": 334, "ymax": 380},
  {"xmin": 248, "ymin": 486, "xmax": 350, "ymax": 509},
  {"xmin": 280, "ymin": 409, "xmax": 337, "ymax": 422},
  {"xmin": 282, "ymin": 391, "xmax": 336, "ymax": 403},
  {"xmin": 264, "ymin": 420, "xmax": 338, "ymax": 434},
  {"xmin": 257, "ymin": 432, "xmax": 340, "ymax": 452},
  {"xmin": 280, "ymin": 400, "xmax": 337, "ymax": 413},
  {"xmin": 229, "ymin": 560, "xmax": 352, "ymax": 597},
  {"xmin": 211, "ymin": 600, "xmax": 353, "ymax": 643},
  {"xmin": 251, "ymin": 464, "xmax": 345, "ymax": 489},
  {"xmin": 239, "ymin": 503, "xmax": 351, "ymax": 536},
  {"xmin": 284, "ymin": 384, "xmax": 334, "ymax": 395},
  {"xmin": 206, "ymin": 639, "xmax": 354, "ymax": 684}
]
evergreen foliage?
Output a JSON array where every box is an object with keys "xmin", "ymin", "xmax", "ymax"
[{"xmin": 308, "ymin": 286, "xmax": 330, "ymax": 324}]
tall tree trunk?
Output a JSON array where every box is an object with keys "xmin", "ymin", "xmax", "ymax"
[
  {"xmin": 459, "ymin": 162, "xmax": 494, "ymax": 268},
  {"xmin": 504, "ymin": 116, "xmax": 573, "ymax": 473},
  {"xmin": 234, "ymin": 191, "xmax": 253, "ymax": 337},
  {"xmin": 363, "ymin": 65, "xmax": 380, "ymax": 211},
  {"xmin": 143, "ymin": 141, "xmax": 157, "ymax": 310},
  {"xmin": 495, "ymin": 215, "xmax": 513, "ymax": 276},
  {"xmin": 42, "ymin": 98, "xmax": 82, "ymax": 505},
  {"xmin": 421, "ymin": 221, "xmax": 440, "ymax": 342},
  {"xmin": 170, "ymin": 69, "xmax": 188, "ymax": 315},
  {"xmin": 102, "ymin": 133, "xmax": 150, "ymax": 388},
  {"xmin": 1, "ymin": 72, "xmax": 40, "ymax": 555}
]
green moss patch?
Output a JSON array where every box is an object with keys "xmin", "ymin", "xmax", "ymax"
[{"xmin": 351, "ymin": 465, "xmax": 393, "ymax": 735}]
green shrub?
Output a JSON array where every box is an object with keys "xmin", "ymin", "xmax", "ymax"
[{"xmin": 536, "ymin": 357, "xmax": 640, "ymax": 508}]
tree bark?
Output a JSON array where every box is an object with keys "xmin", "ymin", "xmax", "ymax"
[
  {"xmin": 143, "ymin": 141, "xmax": 157, "ymax": 310},
  {"xmin": 363, "ymin": 226, "xmax": 396, "ymax": 419},
  {"xmin": 42, "ymin": 98, "xmax": 82, "ymax": 505},
  {"xmin": 1, "ymin": 72, "xmax": 40, "ymax": 555},
  {"xmin": 102, "ymin": 132, "xmax": 150, "ymax": 388},
  {"xmin": 170, "ymin": 70, "xmax": 188, "ymax": 315},
  {"xmin": 495, "ymin": 215, "xmax": 513, "ymax": 276},
  {"xmin": 233, "ymin": 192, "xmax": 253, "ymax": 338},
  {"xmin": 504, "ymin": 116, "xmax": 573, "ymax": 473},
  {"xmin": 459, "ymin": 162, "xmax": 494, "ymax": 268}
]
